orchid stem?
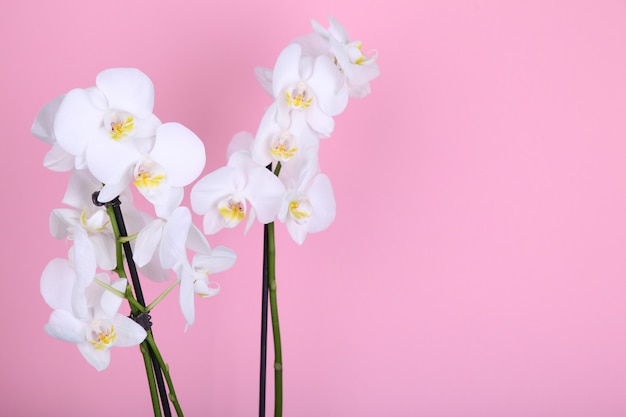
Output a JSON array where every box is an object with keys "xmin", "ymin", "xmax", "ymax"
[
  {"xmin": 101, "ymin": 194, "xmax": 179, "ymax": 417},
  {"xmin": 146, "ymin": 331, "xmax": 185, "ymax": 417},
  {"xmin": 259, "ymin": 222, "xmax": 270, "ymax": 417},
  {"xmin": 267, "ymin": 221, "xmax": 283, "ymax": 417}
]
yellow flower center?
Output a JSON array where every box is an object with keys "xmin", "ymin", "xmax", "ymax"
[
  {"xmin": 269, "ymin": 131, "xmax": 298, "ymax": 161},
  {"xmin": 80, "ymin": 208, "xmax": 109, "ymax": 233},
  {"xmin": 107, "ymin": 111, "xmax": 135, "ymax": 140},
  {"xmin": 218, "ymin": 197, "xmax": 246, "ymax": 227},
  {"xmin": 285, "ymin": 82, "xmax": 313, "ymax": 109},
  {"xmin": 289, "ymin": 197, "xmax": 313, "ymax": 224},
  {"xmin": 87, "ymin": 321, "xmax": 117, "ymax": 351},
  {"xmin": 134, "ymin": 161, "xmax": 166, "ymax": 191}
]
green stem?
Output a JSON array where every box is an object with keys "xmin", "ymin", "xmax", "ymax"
[
  {"xmin": 145, "ymin": 332, "xmax": 184, "ymax": 417},
  {"xmin": 106, "ymin": 203, "xmax": 162, "ymax": 416},
  {"xmin": 104, "ymin": 198, "xmax": 179, "ymax": 416},
  {"xmin": 141, "ymin": 341, "xmax": 162, "ymax": 417},
  {"xmin": 146, "ymin": 279, "xmax": 180, "ymax": 312},
  {"xmin": 267, "ymin": 221, "xmax": 283, "ymax": 417}
]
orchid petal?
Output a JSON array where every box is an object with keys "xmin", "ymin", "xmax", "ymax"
[
  {"xmin": 272, "ymin": 44, "xmax": 303, "ymax": 98},
  {"xmin": 77, "ymin": 343, "xmax": 111, "ymax": 372},
  {"xmin": 134, "ymin": 218, "xmax": 164, "ymax": 268},
  {"xmin": 54, "ymin": 87, "xmax": 106, "ymax": 156},
  {"xmin": 96, "ymin": 68, "xmax": 154, "ymax": 118},
  {"xmin": 160, "ymin": 206, "xmax": 191, "ymax": 269},
  {"xmin": 43, "ymin": 144, "xmax": 75, "ymax": 171},
  {"xmin": 100, "ymin": 278, "xmax": 127, "ymax": 317},
  {"xmin": 45, "ymin": 310, "xmax": 85, "ymax": 344},
  {"xmin": 190, "ymin": 166, "xmax": 236, "ymax": 215},
  {"xmin": 32, "ymin": 94, "xmax": 65, "ymax": 144},
  {"xmin": 86, "ymin": 130, "xmax": 142, "ymax": 184},
  {"xmin": 244, "ymin": 167, "xmax": 285, "ymax": 223},
  {"xmin": 178, "ymin": 267, "xmax": 195, "ymax": 327},
  {"xmin": 40, "ymin": 258, "xmax": 74, "ymax": 311},
  {"xmin": 111, "ymin": 314, "xmax": 147, "ymax": 347},
  {"xmin": 150, "ymin": 122, "xmax": 205, "ymax": 186}
]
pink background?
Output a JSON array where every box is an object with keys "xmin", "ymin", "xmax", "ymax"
[{"xmin": 2, "ymin": 0, "xmax": 626, "ymax": 416}]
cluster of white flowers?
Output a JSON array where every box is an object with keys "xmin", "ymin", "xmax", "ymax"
[
  {"xmin": 33, "ymin": 68, "xmax": 236, "ymax": 370},
  {"xmin": 191, "ymin": 16, "xmax": 379, "ymax": 245},
  {"xmin": 33, "ymin": 16, "xmax": 378, "ymax": 372}
]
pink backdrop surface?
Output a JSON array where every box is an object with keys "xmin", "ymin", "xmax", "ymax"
[{"xmin": 2, "ymin": 0, "xmax": 626, "ymax": 416}]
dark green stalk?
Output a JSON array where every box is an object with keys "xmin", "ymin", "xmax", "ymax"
[
  {"xmin": 267, "ymin": 221, "xmax": 282, "ymax": 417},
  {"xmin": 101, "ymin": 195, "xmax": 178, "ymax": 416}
]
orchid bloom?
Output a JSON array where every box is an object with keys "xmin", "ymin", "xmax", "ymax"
[
  {"xmin": 97, "ymin": 122, "xmax": 205, "ymax": 210},
  {"xmin": 49, "ymin": 170, "xmax": 116, "ymax": 270},
  {"xmin": 252, "ymin": 103, "xmax": 320, "ymax": 167},
  {"xmin": 191, "ymin": 136, "xmax": 286, "ymax": 235},
  {"xmin": 310, "ymin": 16, "xmax": 380, "ymax": 98},
  {"xmin": 277, "ymin": 152, "xmax": 336, "ymax": 245},
  {"xmin": 272, "ymin": 43, "xmax": 348, "ymax": 137},
  {"xmin": 52, "ymin": 68, "xmax": 161, "ymax": 192},
  {"xmin": 175, "ymin": 245, "xmax": 237, "ymax": 328},
  {"xmin": 133, "ymin": 206, "xmax": 193, "ymax": 273},
  {"xmin": 42, "ymin": 271, "xmax": 147, "ymax": 371},
  {"xmin": 31, "ymin": 93, "xmax": 83, "ymax": 171}
]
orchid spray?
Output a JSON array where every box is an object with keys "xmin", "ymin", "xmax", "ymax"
[
  {"xmin": 34, "ymin": 16, "xmax": 377, "ymax": 417},
  {"xmin": 33, "ymin": 68, "xmax": 237, "ymax": 416},
  {"xmin": 190, "ymin": 16, "xmax": 379, "ymax": 416}
]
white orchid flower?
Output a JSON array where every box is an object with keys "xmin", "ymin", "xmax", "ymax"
[
  {"xmin": 133, "ymin": 206, "xmax": 193, "ymax": 272},
  {"xmin": 311, "ymin": 16, "xmax": 380, "ymax": 98},
  {"xmin": 277, "ymin": 152, "xmax": 336, "ymax": 245},
  {"xmin": 252, "ymin": 103, "xmax": 320, "ymax": 167},
  {"xmin": 49, "ymin": 170, "xmax": 116, "ymax": 270},
  {"xmin": 52, "ymin": 68, "xmax": 161, "ymax": 190},
  {"xmin": 42, "ymin": 272, "xmax": 147, "ymax": 372},
  {"xmin": 175, "ymin": 245, "xmax": 236, "ymax": 328},
  {"xmin": 31, "ymin": 93, "xmax": 85, "ymax": 171},
  {"xmin": 272, "ymin": 43, "xmax": 348, "ymax": 137},
  {"xmin": 96, "ymin": 122, "xmax": 205, "ymax": 211},
  {"xmin": 191, "ymin": 137, "xmax": 285, "ymax": 235}
]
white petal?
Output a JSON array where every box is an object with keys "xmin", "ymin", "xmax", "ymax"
[
  {"xmin": 244, "ymin": 167, "xmax": 285, "ymax": 223},
  {"xmin": 77, "ymin": 342, "xmax": 111, "ymax": 371},
  {"xmin": 91, "ymin": 233, "xmax": 117, "ymax": 271},
  {"xmin": 133, "ymin": 218, "xmax": 164, "ymax": 268},
  {"xmin": 186, "ymin": 224, "xmax": 211, "ymax": 254},
  {"xmin": 49, "ymin": 209, "xmax": 76, "ymax": 239},
  {"xmin": 272, "ymin": 44, "xmax": 303, "ymax": 98},
  {"xmin": 86, "ymin": 130, "xmax": 142, "ymax": 184},
  {"xmin": 111, "ymin": 314, "xmax": 147, "ymax": 347},
  {"xmin": 138, "ymin": 257, "xmax": 171, "ymax": 283},
  {"xmin": 309, "ymin": 55, "xmax": 349, "ymax": 116},
  {"xmin": 43, "ymin": 143, "xmax": 75, "ymax": 171},
  {"xmin": 45, "ymin": 310, "xmax": 86, "ymax": 344},
  {"xmin": 196, "ymin": 246, "xmax": 237, "ymax": 273},
  {"xmin": 62, "ymin": 169, "xmax": 102, "ymax": 209},
  {"xmin": 306, "ymin": 104, "xmax": 335, "ymax": 138},
  {"xmin": 54, "ymin": 87, "xmax": 106, "ymax": 156},
  {"xmin": 160, "ymin": 206, "xmax": 191, "ymax": 269},
  {"xmin": 41, "ymin": 258, "xmax": 75, "ymax": 311},
  {"xmin": 100, "ymin": 278, "xmax": 127, "ymax": 317},
  {"xmin": 306, "ymin": 174, "xmax": 336, "ymax": 233},
  {"xmin": 96, "ymin": 68, "xmax": 155, "ymax": 118},
  {"xmin": 32, "ymin": 94, "xmax": 65, "ymax": 144},
  {"xmin": 178, "ymin": 267, "xmax": 195, "ymax": 327},
  {"xmin": 285, "ymin": 217, "xmax": 308, "ymax": 245},
  {"xmin": 72, "ymin": 226, "xmax": 96, "ymax": 288},
  {"xmin": 97, "ymin": 172, "xmax": 133, "ymax": 204},
  {"xmin": 190, "ymin": 167, "xmax": 236, "ymax": 215},
  {"xmin": 150, "ymin": 123, "xmax": 205, "ymax": 186},
  {"xmin": 227, "ymin": 131, "xmax": 254, "ymax": 161}
]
